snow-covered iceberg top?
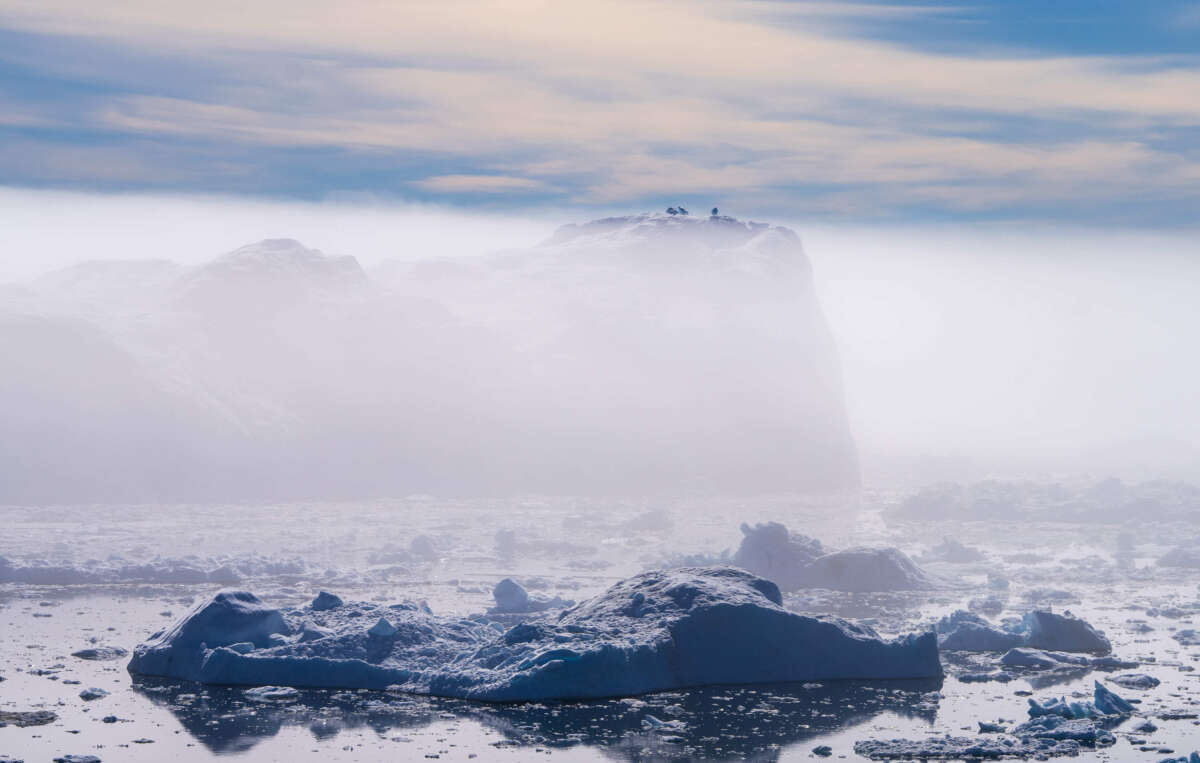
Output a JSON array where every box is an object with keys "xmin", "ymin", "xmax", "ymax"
[{"xmin": 128, "ymin": 567, "xmax": 941, "ymax": 701}]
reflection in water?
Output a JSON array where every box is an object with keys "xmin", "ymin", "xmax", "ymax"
[
  {"xmin": 133, "ymin": 676, "xmax": 943, "ymax": 760},
  {"xmin": 941, "ymin": 650, "xmax": 1100, "ymax": 691}
]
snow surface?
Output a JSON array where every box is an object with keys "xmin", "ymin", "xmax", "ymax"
[{"xmin": 128, "ymin": 567, "xmax": 941, "ymax": 700}]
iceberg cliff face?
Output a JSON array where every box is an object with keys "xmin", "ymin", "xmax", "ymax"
[
  {"xmin": 128, "ymin": 567, "xmax": 940, "ymax": 701},
  {"xmin": 3, "ymin": 213, "xmax": 857, "ymax": 501}
]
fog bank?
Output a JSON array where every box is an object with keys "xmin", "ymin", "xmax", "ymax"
[{"xmin": 3, "ymin": 188, "xmax": 1199, "ymax": 498}]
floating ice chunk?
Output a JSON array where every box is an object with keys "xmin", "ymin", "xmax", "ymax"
[
  {"xmin": 1026, "ymin": 680, "xmax": 1132, "ymax": 720},
  {"xmin": 71, "ymin": 646, "xmax": 127, "ymax": 661},
  {"xmin": 798, "ymin": 547, "xmax": 936, "ymax": 592},
  {"xmin": 939, "ymin": 620, "xmax": 1023, "ymax": 652},
  {"xmin": 367, "ymin": 617, "xmax": 398, "ymax": 638},
  {"xmin": 244, "ymin": 685, "xmax": 299, "ymax": 701},
  {"xmin": 959, "ymin": 670, "xmax": 1015, "ymax": 683},
  {"xmin": 941, "ymin": 609, "xmax": 1112, "ymax": 655},
  {"xmin": 53, "ymin": 756, "xmax": 102, "ymax": 763},
  {"xmin": 1157, "ymin": 753, "xmax": 1200, "ymax": 763},
  {"xmin": 487, "ymin": 578, "xmax": 574, "ymax": 614},
  {"xmin": 78, "ymin": 687, "xmax": 109, "ymax": 700},
  {"xmin": 1092, "ymin": 680, "xmax": 1133, "ymax": 715},
  {"xmin": 127, "ymin": 590, "xmax": 289, "ymax": 679},
  {"xmin": 1012, "ymin": 715, "xmax": 1116, "ymax": 745},
  {"xmin": 1000, "ymin": 647, "xmax": 1135, "ymax": 671},
  {"xmin": 855, "ymin": 735, "xmax": 1081, "ymax": 759},
  {"xmin": 641, "ymin": 714, "xmax": 685, "ymax": 731},
  {"xmin": 1172, "ymin": 629, "xmax": 1200, "ymax": 646},
  {"xmin": 128, "ymin": 567, "xmax": 942, "ymax": 700},
  {"xmin": 731, "ymin": 522, "xmax": 823, "ymax": 590},
  {"xmin": 1021, "ymin": 610, "xmax": 1110, "ymax": 654},
  {"xmin": 311, "ymin": 591, "xmax": 343, "ymax": 611},
  {"xmin": 1108, "ymin": 673, "xmax": 1160, "ymax": 690},
  {"xmin": 492, "ymin": 578, "xmax": 530, "ymax": 611},
  {"xmin": 0, "ymin": 710, "xmax": 57, "ymax": 726}
]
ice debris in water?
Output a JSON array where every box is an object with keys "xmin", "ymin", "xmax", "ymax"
[
  {"xmin": 78, "ymin": 687, "xmax": 109, "ymax": 700},
  {"xmin": 71, "ymin": 646, "xmax": 128, "ymax": 661},
  {"xmin": 488, "ymin": 578, "xmax": 575, "ymax": 614},
  {"xmin": 999, "ymin": 648, "xmax": 1136, "ymax": 671},
  {"xmin": 856, "ymin": 683, "xmax": 1130, "ymax": 760},
  {"xmin": 1107, "ymin": 672, "xmax": 1160, "ymax": 690},
  {"xmin": 127, "ymin": 567, "xmax": 941, "ymax": 700},
  {"xmin": 244, "ymin": 685, "xmax": 300, "ymax": 701},
  {"xmin": 855, "ymin": 735, "xmax": 1084, "ymax": 759},
  {"xmin": 1021, "ymin": 610, "xmax": 1110, "ymax": 653},
  {"xmin": 732, "ymin": 522, "xmax": 935, "ymax": 592},
  {"xmin": 1026, "ymin": 680, "xmax": 1133, "ymax": 720},
  {"xmin": 367, "ymin": 617, "xmax": 398, "ymax": 638},
  {"xmin": 0, "ymin": 710, "xmax": 58, "ymax": 726},
  {"xmin": 1172, "ymin": 629, "xmax": 1200, "ymax": 646}
]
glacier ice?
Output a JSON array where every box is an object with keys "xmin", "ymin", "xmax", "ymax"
[{"xmin": 127, "ymin": 567, "xmax": 941, "ymax": 700}]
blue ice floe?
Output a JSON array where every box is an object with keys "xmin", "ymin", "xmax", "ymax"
[{"xmin": 128, "ymin": 567, "xmax": 941, "ymax": 701}]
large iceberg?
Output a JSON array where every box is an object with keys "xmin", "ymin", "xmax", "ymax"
[
  {"xmin": 128, "ymin": 567, "xmax": 941, "ymax": 700},
  {"xmin": 5, "ymin": 212, "xmax": 859, "ymax": 503}
]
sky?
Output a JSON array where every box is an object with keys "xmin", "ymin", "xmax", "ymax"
[{"xmin": 2, "ymin": 0, "xmax": 1199, "ymax": 223}]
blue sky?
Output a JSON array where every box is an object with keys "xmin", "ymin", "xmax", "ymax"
[{"xmin": 1, "ymin": 0, "xmax": 1198, "ymax": 223}]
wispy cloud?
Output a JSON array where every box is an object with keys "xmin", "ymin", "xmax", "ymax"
[{"xmin": 1, "ymin": 0, "xmax": 1199, "ymax": 220}]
